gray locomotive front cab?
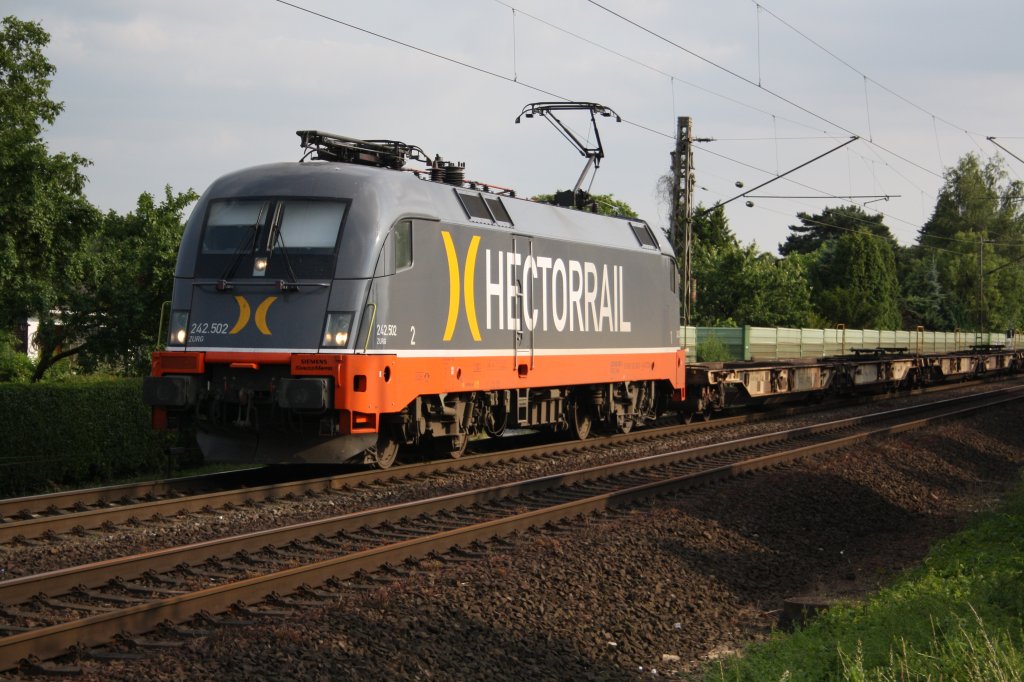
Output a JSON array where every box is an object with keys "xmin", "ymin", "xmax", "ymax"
[{"xmin": 145, "ymin": 162, "xmax": 434, "ymax": 463}]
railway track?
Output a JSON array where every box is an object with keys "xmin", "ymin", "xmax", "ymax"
[
  {"xmin": 2, "ymin": 385, "xmax": 1020, "ymax": 673},
  {"xmin": 1, "ymin": 378, "xmax": 1007, "ymax": 545}
]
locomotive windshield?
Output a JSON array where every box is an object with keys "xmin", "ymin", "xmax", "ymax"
[{"xmin": 197, "ymin": 198, "xmax": 347, "ymax": 280}]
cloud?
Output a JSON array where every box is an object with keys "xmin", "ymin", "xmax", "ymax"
[{"xmin": 5, "ymin": 0, "xmax": 1023, "ymax": 251}]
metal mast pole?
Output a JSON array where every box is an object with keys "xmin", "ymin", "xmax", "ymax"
[{"xmin": 669, "ymin": 116, "xmax": 693, "ymax": 325}]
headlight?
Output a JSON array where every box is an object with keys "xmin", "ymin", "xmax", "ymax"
[
  {"xmin": 322, "ymin": 312, "xmax": 354, "ymax": 348},
  {"xmin": 168, "ymin": 310, "xmax": 189, "ymax": 346}
]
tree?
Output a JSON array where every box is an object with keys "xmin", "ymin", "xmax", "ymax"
[
  {"xmin": 809, "ymin": 229, "xmax": 901, "ymax": 329},
  {"xmin": 66, "ymin": 187, "xmax": 197, "ymax": 377},
  {"xmin": 1, "ymin": 17, "xmax": 196, "ymax": 380},
  {"xmin": 691, "ymin": 205, "xmax": 815, "ymax": 328},
  {"xmin": 779, "ymin": 205, "xmax": 898, "ymax": 257},
  {"xmin": 0, "ymin": 16, "xmax": 104, "ymax": 379},
  {"xmin": 0, "ymin": 330, "xmax": 32, "ymax": 381},
  {"xmin": 692, "ymin": 203, "xmax": 735, "ymax": 250},
  {"xmin": 693, "ymin": 241, "xmax": 816, "ymax": 327},
  {"xmin": 899, "ymin": 250, "xmax": 952, "ymax": 330},
  {"xmin": 915, "ymin": 154, "xmax": 1024, "ymax": 332},
  {"xmin": 530, "ymin": 191, "xmax": 638, "ymax": 218}
]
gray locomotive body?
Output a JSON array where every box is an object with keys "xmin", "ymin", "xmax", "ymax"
[{"xmin": 145, "ymin": 138, "xmax": 687, "ymax": 467}]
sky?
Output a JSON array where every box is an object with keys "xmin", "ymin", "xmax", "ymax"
[{"xmin": 6, "ymin": 0, "xmax": 1024, "ymax": 253}]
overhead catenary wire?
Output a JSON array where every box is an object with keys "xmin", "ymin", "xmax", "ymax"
[
  {"xmin": 271, "ymin": 0, "xmax": 565, "ymax": 102},
  {"xmin": 495, "ymin": 0, "xmax": 1005, "ymax": 236},
  {"xmin": 511, "ymin": 7, "xmax": 518, "ymax": 82},
  {"xmin": 752, "ymin": 1, "xmax": 989, "ymax": 140},
  {"xmin": 988, "ymin": 137, "xmax": 1024, "ymax": 166},
  {"xmin": 698, "ymin": 136, "xmax": 860, "ymax": 215},
  {"xmin": 693, "ymin": 162, "xmax": 1019, "ymax": 257},
  {"xmin": 269, "ymin": 0, "xmax": 1022, "ymax": 251},
  {"xmin": 696, "ymin": 145, "xmax": 1024, "ymax": 249},
  {"xmin": 492, "ymin": 0, "xmax": 831, "ymax": 135},
  {"xmin": 585, "ymin": 0, "xmax": 946, "ymax": 181},
  {"xmin": 492, "ymin": 1, "xmax": 954, "ymax": 235},
  {"xmin": 694, "ymin": 183, "xmax": 991, "ymax": 258},
  {"xmin": 507, "ymin": 0, "xmax": 1012, "ymax": 201},
  {"xmin": 272, "ymin": 0, "xmax": 862, "ymax": 214}
]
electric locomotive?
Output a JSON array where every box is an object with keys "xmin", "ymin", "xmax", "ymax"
[{"xmin": 143, "ymin": 132, "xmax": 686, "ymax": 467}]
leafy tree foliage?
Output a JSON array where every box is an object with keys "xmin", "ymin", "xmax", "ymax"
[
  {"xmin": 899, "ymin": 250, "xmax": 951, "ymax": 330},
  {"xmin": 691, "ymin": 204, "xmax": 816, "ymax": 327},
  {"xmin": 0, "ymin": 330, "xmax": 32, "ymax": 381},
  {"xmin": 919, "ymin": 154, "xmax": 1023, "ymax": 246},
  {"xmin": 693, "ymin": 242, "xmax": 816, "ymax": 327},
  {"xmin": 25, "ymin": 187, "xmax": 196, "ymax": 381},
  {"xmin": 914, "ymin": 154, "xmax": 1024, "ymax": 332},
  {"xmin": 774, "ymin": 204, "xmax": 905, "ymax": 329},
  {"xmin": 530, "ymin": 191, "xmax": 638, "ymax": 218},
  {"xmin": 0, "ymin": 17, "xmax": 99, "ymax": 329},
  {"xmin": 808, "ymin": 229, "xmax": 901, "ymax": 329},
  {"xmin": 692, "ymin": 203, "xmax": 735, "ymax": 250},
  {"xmin": 1, "ymin": 17, "xmax": 195, "ymax": 380},
  {"xmin": 73, "ymin": 188, "xmax": 197, "ymax": 376},
  {"xmin": 779, "ymin": 205, "xmax": 898, "ymax": 257}
]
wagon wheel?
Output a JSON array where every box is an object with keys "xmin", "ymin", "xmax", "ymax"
[
  {"xmin": 570, "ymin": 401, "xmax": 592, "ymax": 440},
  {"xmin": 364, "ymin": 433, "xmax": 400, "ymax": 469}
]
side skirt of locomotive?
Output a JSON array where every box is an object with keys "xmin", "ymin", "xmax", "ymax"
[
  {"xmin": 144, "ymin": 349, "xmax": 685, "ymax": 468},
  {"xmin": 371, "ymin": 378, "xmax": 673, "ymax": 467}
]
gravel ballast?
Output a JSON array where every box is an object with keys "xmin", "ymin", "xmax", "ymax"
[{"xmin": 5, "ymin": 395, "xmax": 1024, "ymax": 680}]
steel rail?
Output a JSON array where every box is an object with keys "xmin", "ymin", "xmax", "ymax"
[
  {"xmin": 0, "ymin": 411, "xmax": 783, "ymax": 543},
  {"xmin": 1, "ymin": 386, "xmax": 1020, "ymax": 671},
  {"xmin": 0, "ymin": 468, "xmax": 268, "ymax": 520},
  {"xmin": 3, "ymin": 385, "xmax": 1017, "ymax": 604},
  {"xmin": 2, "ymin": 377, "xmax": 1010, "ymax": 543}
]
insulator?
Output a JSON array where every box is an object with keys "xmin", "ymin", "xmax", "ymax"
[
  {"xmin": 444, "ymin": 162, "xmax": 465, "ymax": 186},
  {"xmin": 428, "ymin": 155, "xmax": 445, "ymax": 183}
]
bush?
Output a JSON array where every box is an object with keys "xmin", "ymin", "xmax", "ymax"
[
  {"xmin": 697, "ymin": 335, "xmax": 734, "ymax": 362},
  {"xmin": 0, "ymin": 376, "xmax": 175, "ymax": 496},
  {"xmin": 0, "ymin": 331, "xmax": 33, "ymax": 382}
]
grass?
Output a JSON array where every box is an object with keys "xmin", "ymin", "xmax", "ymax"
[{"xmin": 705, "ymin": 474, "xmax": 1024, "ymax": 681}]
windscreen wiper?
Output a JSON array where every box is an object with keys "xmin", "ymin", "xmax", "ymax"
[
  {"xmin": 266, "ymin": 203, "xmax": 301, "ymax": 292},
  {"xmin": 217, "ymin": 202, "xmax": 268, "ymax": 290}
]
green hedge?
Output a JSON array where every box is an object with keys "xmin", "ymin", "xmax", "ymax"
[{"xmin": 0, "ymin": 377, "xmax": 177, "ymax": 497}]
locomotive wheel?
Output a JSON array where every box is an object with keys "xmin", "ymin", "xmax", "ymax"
[
  {"xmin": 570, "ymin": 402, "xmax": 592, "ymax": 440},
  {"xmin": 619, "ymin": 417, "xmax": 634, "ymax": 434},
  {"xmin": 364, "ymin": 434, "xmax": 399, "ymax": 469},
  {"xmin": 448, "ymin": 433, "xmax": 469, "ymax": 459},
  {"xmin": 680, "ymin": 410, "xmax": 694, "ymax": 425},
  {"xmin": 701, "ymin": 407, "xmax": 713, "ymax": 422}
]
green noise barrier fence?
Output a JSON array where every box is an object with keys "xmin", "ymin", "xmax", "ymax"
[{"xmin": 680, "ymin": 326, "xmax": 1018, "ymax": 362}]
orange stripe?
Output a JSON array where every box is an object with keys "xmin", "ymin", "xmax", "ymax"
[
  {"xmin": 153, "ymin": 348, "xmax": 687, "ymax": 431},
  {"xmin": 324, "ymin": 350, "xmax": 685, "ymax": 415}
]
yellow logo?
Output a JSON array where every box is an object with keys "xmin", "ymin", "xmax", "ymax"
[
  {"xmin": 441, "ymin": 231, "xmax": 481, "ymax": 342},
  {"xmin": 229, "ymin": 295, "xmax": 277, "ymax": 335}
]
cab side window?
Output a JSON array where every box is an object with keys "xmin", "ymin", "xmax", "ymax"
[{"xmin": 395, "ymin": 220, "xmax": 413, "ymax": 270}]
